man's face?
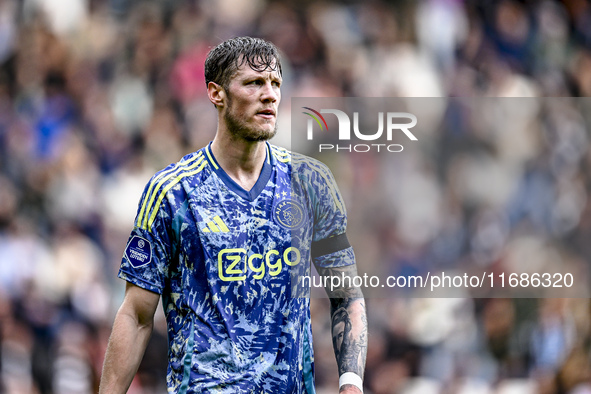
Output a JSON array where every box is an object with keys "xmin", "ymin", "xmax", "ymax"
[{"xmin": 222, "ymin": 62, "xmax": 282, "ymax": 142}]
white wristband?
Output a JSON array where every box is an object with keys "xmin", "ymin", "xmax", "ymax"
[{"xmin": 339, "ymin": 372, "xmax": 363, "ymax": 393}]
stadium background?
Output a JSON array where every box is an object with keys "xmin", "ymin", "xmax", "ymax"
[{"xmin": 1, "ymin": 0, "xmax": 591, "ymax": 393}]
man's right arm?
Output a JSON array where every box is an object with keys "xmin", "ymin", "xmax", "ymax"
[{"xmin": 99, "ymin": 282, "xmax": 160, "ymax": 394}]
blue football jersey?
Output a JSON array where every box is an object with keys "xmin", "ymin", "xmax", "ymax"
[{"xmin": 118, "ymin": 142, "xmax": 355, "ymax": 393}]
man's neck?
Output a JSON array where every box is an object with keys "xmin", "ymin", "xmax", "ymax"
[{"xmin": 210, "ymin": 133, "xmax": 268, "ymax": 192}]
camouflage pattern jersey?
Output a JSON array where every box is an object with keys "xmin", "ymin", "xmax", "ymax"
[{"xmin": 119, "ymin": 142, "xmax": 355, "ymax": 393}]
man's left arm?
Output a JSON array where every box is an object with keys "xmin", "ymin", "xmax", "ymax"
[
  {"xmin": 318, "ymin": 263, "xmax": 368, "ymax": 394},
  {"xmin": 301, "ymin": 158, "xmax": 367, "ymax": 392}
]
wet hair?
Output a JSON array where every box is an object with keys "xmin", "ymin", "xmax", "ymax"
[{"xmin": 204, "ymin": 36, "xmax": 282, "ymax": 89}]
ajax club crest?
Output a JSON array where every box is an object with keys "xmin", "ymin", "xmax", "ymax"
[{"xmin": 273, "ymin": 200, "xmax": 305, "ymax": 229}]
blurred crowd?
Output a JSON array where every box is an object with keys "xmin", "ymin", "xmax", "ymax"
[
  {"xmin": 308, "ymin": 96, "xmax": 591, "ymax": 394},
  {"xmin": 1, "ymin": 0, "xmax": 591, "ymax": 393}
]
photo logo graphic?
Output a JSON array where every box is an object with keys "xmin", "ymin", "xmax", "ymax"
[
  {"xmin": 302, "ymin": 107, "xmax": 329, "ymax": 138},
  {"xmin": 302, "ymin": 107, "xmax": 418, "ymax": 153}
]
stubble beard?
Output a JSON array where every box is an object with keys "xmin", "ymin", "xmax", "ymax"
[{"xmin": 223, "ymin": 96, "xmax": 277, "ymax": 142}]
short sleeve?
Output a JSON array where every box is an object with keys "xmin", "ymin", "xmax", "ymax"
[
  {"xmin": 303, "ymin": 159, "xmax": 356, "ymax": 269},
  {"xmin": 118, "ymin": 175, "xmax": 174, "ymax": 294}
]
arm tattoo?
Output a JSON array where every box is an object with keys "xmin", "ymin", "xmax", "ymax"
[{"xmin": 318, "ymin": 265, "xmax": 368, "ymax": 378}]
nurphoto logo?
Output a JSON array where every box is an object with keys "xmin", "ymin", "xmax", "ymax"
[{"xmin": 302, "ymin": 107, "xmax": 418, "ymax": 153}]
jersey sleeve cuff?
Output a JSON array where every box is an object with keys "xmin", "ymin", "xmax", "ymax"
[{"xmin": 118, "ymin": 270, "xmax": 163, "ymax": 295}]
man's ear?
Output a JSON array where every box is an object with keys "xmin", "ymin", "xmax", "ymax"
[{"xmin": 207, "ymin": 82, "xmax": 225, "ymax": 108}]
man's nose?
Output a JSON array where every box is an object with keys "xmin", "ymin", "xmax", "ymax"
[{"xmin": 261, "ymin": 82, "xmax": 279, "ymax": 102}]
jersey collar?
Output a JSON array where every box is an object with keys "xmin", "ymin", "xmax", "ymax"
[{"xmin": 205, "ymin": 142, "xmax": 274, "ymax": 202}]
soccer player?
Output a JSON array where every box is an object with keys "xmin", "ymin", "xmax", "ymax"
[{"xmin": 99, "ymin": 37, "xmax": 367, "ymax": 394}]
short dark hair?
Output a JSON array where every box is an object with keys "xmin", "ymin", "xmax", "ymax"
[{"xmin": 204, "ymin": 37, "xmax": 282, "ymax": 89}]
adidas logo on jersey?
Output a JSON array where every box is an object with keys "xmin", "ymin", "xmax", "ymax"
[{"xmin": 202, "ymin": 215, "xmax": 230, "ymax": 233}]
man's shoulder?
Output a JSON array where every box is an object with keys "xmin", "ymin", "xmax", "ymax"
[
  {"xmin": 268, "ymin": 144, "xmax": 330, "ymax": 174},
  {"xmin": 150, "ymin": 148, "xmax": 210, "ymax": 184},
  {"xmin": 136, "ymin": 149, "xmax": 211, "ymax": 231},
  {"xmin": 143, "ymin": 148, "xmax": 211, "ymax": 203}
]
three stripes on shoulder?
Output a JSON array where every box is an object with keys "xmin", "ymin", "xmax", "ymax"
[
  {"xmin": 271, "ymin": 146, "xmax": 290, "ymax": 163},
  {"xmin": 136, "ymin": 151, "xmax": 207, "ymax": 231}
]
